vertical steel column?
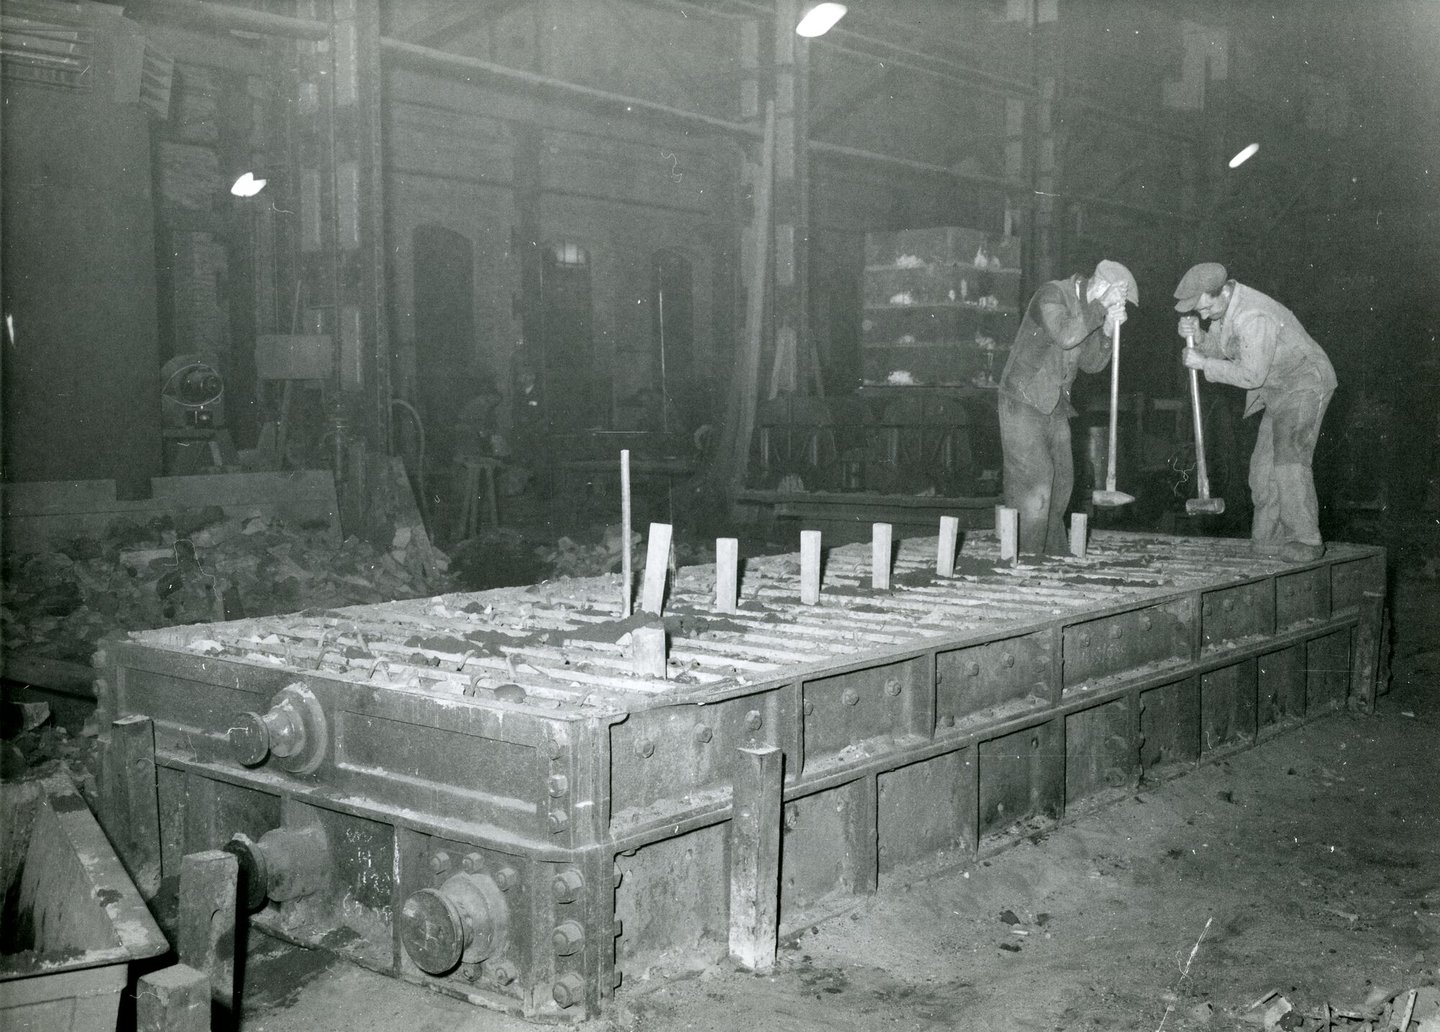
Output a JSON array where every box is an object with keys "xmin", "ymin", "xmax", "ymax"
[
  {"xmin": 1029, "ymin": 3, "xmax": 1059, "ymax": 283},
  {"xmin": 771, "ymin": 0, "xmax": 810, "ymax": 395},
  {"xmin": 293, "ymin": 0, "xmax": 391, "ymax": 537}
]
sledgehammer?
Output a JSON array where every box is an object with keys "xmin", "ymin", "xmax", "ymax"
[
  {"xmin": 1092, "ymin": 322, "xmax": 1135, "ymax": 507},
  {"xmin": 1183, "ymin": 333, "xmax": 1225, "ymax": 516}
]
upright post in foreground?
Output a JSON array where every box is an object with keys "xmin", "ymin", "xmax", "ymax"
[{"xmin": 728, "ymin": 745, "xmax": 783, "ymax": 971}]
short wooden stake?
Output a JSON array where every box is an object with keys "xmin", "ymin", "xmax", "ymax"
[
  {"xmin": 136, "ymin": 964, "xmax": 210, "ymax": 1032},
  {"xmin": 997, "ymin": 506, "xmax": 1019, "ymax": 561},
  {"xmin": 1069, "ymin": 513, "xmax": 1088, "ymax": 557},
  {"xmin": 640, "ymin": 522, "xmax": 673, "ymax": 614},
  {"xmin": 871, "ymin": 522, "xmax": 893, "ymax": 590},
  {"xmin": 177, "ymin": 850, "xmax": 239, "ymax": 1013},
  {"xmin": 728, "ymin": 746, "xmax": 783, "ymax": 972},
  {"xmin": 800, "ymin": 530, "xmax": 822, "ymax": 604},
  {"xmin": 716, "ymin": 537, "xmax": 739, "ymax": 613},
  {"xmin": 633, "ymin": 625, "xmax": 668, "ymax": 678},
  {"xmin": 937, "ymin": 515, "xmax": 959, "ymax": 576}
]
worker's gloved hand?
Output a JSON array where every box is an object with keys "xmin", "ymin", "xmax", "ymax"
[
  {"xmin": 1177, "ymin": 315, "xmax": 1201, "ymax": 339},
  {"xmin": 1103, "ymin": 299, "xmax": 1128, "ymax": 336},
  {"xmin": 1181, "ymin": 348, "xmax": 1206, "ymax": 371}
]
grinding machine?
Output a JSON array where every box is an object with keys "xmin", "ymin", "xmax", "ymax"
[{"xmin": 94, "ymin": 530, "xmax": 1386, "ymax": 1020}]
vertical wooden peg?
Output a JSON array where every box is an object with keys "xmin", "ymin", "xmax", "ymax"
[
  {"xmin": 800, "ymin": 530, "xmax": 822, "ymax": 604},
  {"xmin": 728, "ymin": 746, "xmax": 783, "ymax": 972},
  {"xmin": 997, "ymin": 506, "xmax": 1019, "ymax": 562},
  {"xmin": 716, "ymin": 537, "xmax": 739, "ymax": 613},
  {"xmin": 633, "ymin": 625, "xmax": 668, "ymax": 678},
  {"xmin": 136, "ymin": 964, "xmax": 210, "ymax": 1032},
  {"xmin": 177, "ymin": 850, "xmax": 239, "ymax": 1013},
  {"xmin": 1069, "ymin": 513, "xmax": 1088, "ymax": 557},
  {"xmin": 871, "ymin": 522, "xmax": 892, "ymax": 590},
  {"xmin": 640, "ymin": 522, "xmax": 673, "ymax": 614},
  {"xmin": 937, "ymin": 515, "xmax": 959, "ymax": 576}
]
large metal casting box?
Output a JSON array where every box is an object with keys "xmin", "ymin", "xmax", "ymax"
[{"xmin": 95, "ymin": 531, "xmax": 1386, "ymax": 1020}]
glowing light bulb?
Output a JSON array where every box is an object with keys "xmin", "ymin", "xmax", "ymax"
[{"xmin": 1228, "ymin": 143, "xmax": 1260, "ymax": 169}]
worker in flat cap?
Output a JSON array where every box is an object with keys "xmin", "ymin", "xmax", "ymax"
[
  {"xmin": 1174, "ymin": 263, "xmax": 1336, "ymax": 561},
  {"xmin": 998, "ymin": 259, "xmax": 1138, "ymax": 555}
]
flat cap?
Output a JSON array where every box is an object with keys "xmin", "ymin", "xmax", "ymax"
[
  {"xmin": 1093, "ymin": 259, "xmax": 1139, "ymax": 306},
  {"xmin": 1173, "ymin": 262, "xmax": 1228, "ymax": 311}
]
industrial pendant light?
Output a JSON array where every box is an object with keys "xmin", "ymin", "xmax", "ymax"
[{"xmin": 796, "ymin": 2, "xmax": 847, "ymax": 37}]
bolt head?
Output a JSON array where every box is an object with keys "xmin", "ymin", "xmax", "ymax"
[
  {"xmin": 494, "ymin": 962, "xmax": 517, "ymax": 985},
  {"xmin": 495, "ymin": 866, "xmax": 518, "ymax": 891},
  {"xmin": 461, "ymin": 852, "xmax": 482, "ymax": 874},
  {"xmin": 429, "ymin": 851, "xmax": 452, "ymax": 874},
  {"xmin": 638, "ymin": 739, "xmax": 655, "ymax": 758},
  {"xmin": 745, "ymin": 710, "xmax": 763, "ymax": 731}
]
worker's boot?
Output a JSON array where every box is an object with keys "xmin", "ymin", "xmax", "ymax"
[
  {"xmin": 1251, "ymin": 539, "xmax": 1285, "ymax": 557},
  {"xmin": 1279, "ymin": 541, "xmax": 1324, "ymax": 562}
]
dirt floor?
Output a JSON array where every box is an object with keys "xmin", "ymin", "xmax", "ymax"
[{"xmin": 228, "ymin": 565, "xmax": 1440, "ymax": 1032}]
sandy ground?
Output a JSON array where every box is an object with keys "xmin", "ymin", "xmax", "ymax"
[{"xmin": 230, "ymin": 575, "xmax": 1440, "ymax": 1032}]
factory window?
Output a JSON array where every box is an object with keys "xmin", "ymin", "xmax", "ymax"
[{"xmin": 537, "ymin": 241, "xmax": 597, "ymax": 431}]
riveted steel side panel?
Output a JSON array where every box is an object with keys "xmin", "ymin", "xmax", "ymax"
[
  {"xmin": 779, "ymin": 780, "xmax": 876, "ymax": 925},
  {"xmin": 1277, "ymin": 566, "xmax": 1330, "ymax": 627},
  {"xmin": 801, "ymin": 658, "xmax": 929, "ymax": 774},
  {"xmin": 1201, "ymin": 581, "xmax": 1275, "ymax": 651},
  {"xmin": 1062, "ymin": 599, "xmax": 1194, "ymax": 691},
  {"xmin": 1138, "ymin": 677, "xmax": 1200, "ymax": 777},
  {"xmin": 614, "ymin": 825, "xmax": 729, "ymax": 976},
  {"xmin": 1201, "ymin": 659, "xmax": 1258, "ymax": 752},
  {"xmin": 1065, "ymin": 699, "xmax": 1133, "ymax": 807},
  {"xmin": 1306, "ymin": 629, "xmax": 1352, "ymax": 711},
  {"xmin": 936, "ymin": 631, "xmax": 1054, "ymax": 730},
  {"xmin": 876, "ymin": 750, "xmax": 976, "ymax": 877},
  {"xmin": 978, "ymin": 720, "xmax": 1063, "ymax": 839},
  {"xmin": 1258, "ymin": 645, "xmax": 1306, "ymax": 729}
]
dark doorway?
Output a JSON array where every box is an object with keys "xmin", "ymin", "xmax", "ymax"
[
  {"xmin": 538, "ymin": 242, "xmax": 597, "ymax": 432},
  {"xmin": 412, "ymin": 224, "xmax": 476, "ymax": 459},
  {"xmin": 651, "ymin": 249, "xmax": 696, "ymax": 432}
]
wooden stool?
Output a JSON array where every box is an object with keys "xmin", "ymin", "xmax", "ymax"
[{"xmin": 452, "ymin": 456, "xmax": 501, "ymax": 539}]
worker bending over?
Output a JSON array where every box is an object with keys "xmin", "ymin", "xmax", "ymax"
[
  {"xmin": 1173, "ymin": 262, "xmax": 1336, "ymax": 561},
  {"xmin": 999, "ymin": 259, "xmax": 1138, "ymax": 555}
]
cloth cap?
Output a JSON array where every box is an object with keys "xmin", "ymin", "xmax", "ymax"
[
  {"xmin": 1173, "ymin": 262, "xmax": 1228, "ymax": 311},
  {"xmin": 1092, "ymin": 260, "xmax": 1138, "ymax": 306}
]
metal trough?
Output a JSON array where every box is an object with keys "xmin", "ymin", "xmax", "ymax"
[
  {"xmin": 1, "ymin": 774, "xmax": 168, "ymax": 1032},
  {"xmin": 94, "ymin": 530, "xmax": 1386, "ymax": 1020}
]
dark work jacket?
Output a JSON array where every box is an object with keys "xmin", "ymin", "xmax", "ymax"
[{"xmin": 998, "ymin": 274, "xmax": 1111, "ymax": 417}]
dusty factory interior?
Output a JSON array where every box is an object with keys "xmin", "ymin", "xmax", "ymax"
[{"xmin": 2, "ymin": 2, "xmax": 1438, "ymax": 1031}]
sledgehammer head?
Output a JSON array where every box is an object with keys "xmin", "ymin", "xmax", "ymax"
[
  {"xmin": 1185, "ymin": 496, "xmax": 1225, "ymax": 516},
  {"xmin": 1092, "ymin": 489, "xmax": 1134, "ymax": 508}
]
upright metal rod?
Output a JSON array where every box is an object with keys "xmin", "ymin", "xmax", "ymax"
[
  {"xmin": 1106, "ymin": 323, "xmax": 1121, "ymax": 493},
  {"xmin": 621, "ymin": 449, "xmax": 633, "ymax": 617}
]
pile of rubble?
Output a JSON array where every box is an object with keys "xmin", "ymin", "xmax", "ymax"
[
  {"xmin": 1239, "ymin": 984, "xmax": 1440, "ymax": 1031},
  {"xmin": 1, "ymin": 507, "xmax": 451, "ymax": 666}
]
